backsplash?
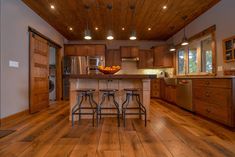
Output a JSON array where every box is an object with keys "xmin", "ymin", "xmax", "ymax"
[{"xmin": 116, "ymin": 61, "xmax": 174, "ymax": 77}]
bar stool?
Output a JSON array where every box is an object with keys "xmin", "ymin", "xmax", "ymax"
[
  {"xmin": 97, "ymin": 89, "xmax": 120, "ymax": 127},
  {"xmin": 122, "ymin": 88, "xmax": 147, "ymax": 127},
  {"xmin": 71, "ymin": 88, "xmax": 97, "ymax": 127}
]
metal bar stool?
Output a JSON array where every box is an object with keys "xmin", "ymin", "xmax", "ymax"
[
  {"xmin": 122, "ymin": 88, "xmax": 147, "ymax": 127},
  {"xmin": 71, "ymin": 88, "xmax": 97, "ymax": 127},
  {"xmin": 97, "ymin": 89, "xmax": 120, "ymax": 127}
]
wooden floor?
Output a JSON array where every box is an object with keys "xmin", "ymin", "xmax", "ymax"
[{"xmin": 1, "ymin": 100, "xmax": 235, "ymax": 157}]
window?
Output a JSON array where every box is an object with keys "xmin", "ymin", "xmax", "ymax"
[
  {"xmin": 178, "ymin": 49, "xmax": 185, "ymax": 74},
  {"xmin": 177, "ymin": 34, "xmax": 214, "ymax": 75},
  {"xmin": 201, "ymin": 38, "xmax": 213, "ymax": 73}
]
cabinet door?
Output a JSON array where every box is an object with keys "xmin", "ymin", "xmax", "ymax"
[
  {"xmin": 121, "ymin": 47, "xmax": 131, "ymax": 58},
  {"xmin": 138, "ymin": 50, "xmax": 153, "ymax": 69},
  {"xmin": 64, "ymin": 45, "xmax": 76, "ymax": 56},
  {"xmin": 130, "ymin": 47, "xmax": 139, "ymax": 57},
  {"xmin": 121, "ymin": 46, "xmax": 139, "ymax": 58},
  {"xmin": 86, "ymin": 45, "xmax": 96, "ymax": 56},
  {"xmin": 95, "ymin": 45, "xmax": 105, "ymax": 56},
  {"xmin": 75, "ymin": 45, "xmax": 87, "ymax": 56},
  {"xmin": 105, "ymin": 50, "xmax": 121, "ymax": 66},
  {"xmin": 153, "ymin": 46, "xmax": 165, "ymax": 67},
  {"xmin": 164, "ymin": 52, "xmax": 173, "ymax": 67},
  {"xmin": 153, "ymin": 45, "xmax": 173, "ymax": 68}
]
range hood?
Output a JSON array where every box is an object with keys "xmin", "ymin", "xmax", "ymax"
[{"xmin": 121, "ymin": 57, "xmax": 139, "ymax": 62}]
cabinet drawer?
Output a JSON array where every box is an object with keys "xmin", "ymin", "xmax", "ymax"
[
  {"xmin": 151, "ymin": 84, "xmax": 160, "ymax": 90},
  {"xmin": 193, "ymin": 87, "xmax": 231, "ymax": 107},
  {"xmin": 151, "ymin": 91, "xmax": 160, "ymax": 97},
  {"xmin": 193, "ymin": 79, "xmax": 232, "ymax": 88},
  {"xmin": 194, "ymin": 99, "xmax": 231, "ymax": 125}
]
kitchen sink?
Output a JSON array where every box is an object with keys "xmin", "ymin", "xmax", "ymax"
[{"xmin": 164, "ymin": 78, "xmax": 177, "ymax": 86}]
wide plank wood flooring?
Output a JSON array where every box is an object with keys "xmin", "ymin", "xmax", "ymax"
[{"xmin": 0, "ymin": 99, "xmax": 235, "ymax": 157}]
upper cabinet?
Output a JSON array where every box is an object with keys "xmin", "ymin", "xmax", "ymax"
[
  {"xmin": 223, "ymin": 35, "xmax": 235, "ymax": 62},
  {"xmin": 138, "ymin": 50, "xmax": 153, "ymax": 69},
  {"xmin": 105, "ymin": 49, "xmax": 121, "ymax": 66},
  {"xmin": 153, "ymin": 45, "xmax": 173, "ymax": 68},
  {"xmin": 120, "ymin": 46, "xmax": 139, "ymax": 58},
  {"xmin": 64, "ymin": 44, "xmax": 105, "ymax": 56}
]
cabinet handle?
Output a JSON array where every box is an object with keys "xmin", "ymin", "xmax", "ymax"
[
  {"xmin": 206, "ymin": 109, "xmax": 211, "ymax": 113},
  {"xmin": 205, "ymin": 81, "xmax": 210, "ymax": 85},
  {"xmin": 205, "ymin": 92, "xmax": 210, "ymax": 97}
]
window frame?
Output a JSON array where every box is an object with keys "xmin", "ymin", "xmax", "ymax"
[{"xmin": 175, "ymin": 25, "xmax": 216, "ymax": 76}]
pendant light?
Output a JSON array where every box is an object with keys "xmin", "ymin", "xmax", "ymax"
[
  {"xmin": 169, "ymin": 45, "xmax": 176, "ymax": 52},
  {"xmin": 106, "ymin": 4, "xmax": 114, "ymax": 40},
  {"xmin": 129, "ymin": 5, "xmax": 137, "ymax": 40},
  {"xmin": 181, "ymin": 16, "xmax": 188, "ymax": 46},
  {"xmin": 84, "ymin": 5, "xmax": 92, "ymax": 40},
  {"xmin": 169, "ymin": 26, "xmax": 176, "ymax": 51}
]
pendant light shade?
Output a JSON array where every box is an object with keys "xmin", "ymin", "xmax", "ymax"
[
  {"xmin": 84, "ymin": 5, "xmax": 92, "ymax": 40},
  {"xmin": 129, "ymin": 5, "xmax": 137, "ymax": 40},
  {"xmin": 169, "ymin": 45, "xmax": 176, "ymax": 52},
  {"xmin": 84, "ymin": 29, "xmax": 92, "ymax": 40},
  {"xmin": 181, "ymin": 36, "xmax": 189, "ymax": 46},
  {"xmin": 129, "ymin": 30, "xmax": 137, "ymax": 40},
  {"xmin": 106, "ymin": 30, "xmax": 114, "ymax": 40}
]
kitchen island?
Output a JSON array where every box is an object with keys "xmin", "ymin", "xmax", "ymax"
[{"xmin": 68, "ymin": 74, "xmax": 157, "ymax": 120}]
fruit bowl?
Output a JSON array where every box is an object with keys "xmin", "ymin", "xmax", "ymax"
[{"xmin": 98, "ymin": 66, "xmax": 121, "ymax": 74}]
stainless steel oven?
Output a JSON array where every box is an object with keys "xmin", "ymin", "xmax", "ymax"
[{"xmin": 87, "ymin": 56, "xmax": 105, "ymax": 74}]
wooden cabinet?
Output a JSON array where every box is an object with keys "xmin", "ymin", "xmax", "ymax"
[
  {"xmin": 64, "ymin": 44, "xmax": 105, "ymax": 56},
  {"xmin": 138, "ymin": 50, "xmax": 153, "ymax": 69},
  {"xmin": 193, "ymin": 78, "xmax": 235, "ymax": 127},
  {"xmin": 223, "ymin": 35, "xmax": 235, "ymax": 62},
  {"xmin": 105, "ymin": 49, "xmax": 121, "ymax": 67},
  {"xmin": 121, "ymin": 46, "xmax": 139, "ymax": 58},
  {"xmin": 153, "ymin": 45, "xmax": 173, "ymax": 68},
  {"xmin": 159, "ymin": 79, "xmax": 176, "ymax": 104},
  {"xmin": 151, "ymin": 79, "xmax": 161, "ymax": 98}
]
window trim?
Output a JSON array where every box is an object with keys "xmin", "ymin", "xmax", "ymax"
[{"xmin": 175, "ymin": 25, "xmax": 217, "ymax": 76}]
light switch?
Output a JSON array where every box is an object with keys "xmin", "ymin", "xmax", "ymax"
[
  {"xmin": 217, "ymin": 66, "xmax": 223, "ymax": 72},
  {"xmin": 9, "ymin": 60, "xmax": 19, "ymax": 68}
]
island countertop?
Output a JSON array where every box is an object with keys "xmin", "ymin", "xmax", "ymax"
[{"xmin": 64, "ymin": 74, "xmax": 157, "ymax": 79}]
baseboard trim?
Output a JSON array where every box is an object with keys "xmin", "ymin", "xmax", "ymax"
[{"xmin": 0, "ymin": 110, "xmax": 29, "ymax": 126}]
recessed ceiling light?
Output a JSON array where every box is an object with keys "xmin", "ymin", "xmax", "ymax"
[
  {"xmin": 50, "ymin": 5, "xmax": 55, "ymax": 9},
  {"xmin": 148, "ymin": 27, "xmax": 151, "ymax": 31},
  {"xmin": 163, "ymin": 5, "xmax": 167, "ymax": 10},
  {"xmin": 122, "ymin": 27, "xmax": 125, "ymax": 31},
  {"xmin": 69, "ymin": 27, "xmax": 73, "ymax": 31}
]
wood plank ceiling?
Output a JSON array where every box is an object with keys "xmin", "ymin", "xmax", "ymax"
[{"xmin": 22, "ymin": 0, "xmax": 220, "ymax": 40}]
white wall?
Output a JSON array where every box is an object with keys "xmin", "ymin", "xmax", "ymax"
[
  {"xmin": 0, "ymin": 0, "xmax": 65, "ymax": 118},
  {"xmin": 168, "ymin": 0, "xmax": 235, "ymax": 75}
]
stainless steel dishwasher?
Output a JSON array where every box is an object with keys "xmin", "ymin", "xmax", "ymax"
[{"xmin": 176, "ymin": 79, "xmax": 193, "ymax": 111}]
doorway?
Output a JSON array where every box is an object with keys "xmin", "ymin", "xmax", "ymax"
[
  {"xmin": 28, "ymin": 27, "xmax": 62, "ymax": 113},
  {"xmin": 49, "ymin": 46, "xmax": 56, "ymax": 102}
]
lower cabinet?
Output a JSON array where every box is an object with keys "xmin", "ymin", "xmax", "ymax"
[
  {"xmin": 192, "ymin": 78, "xmax": 235, "ymax": 127},
  {"xmin": 151, "ymin": 79, "xmax": 160, "ymax": 98}
]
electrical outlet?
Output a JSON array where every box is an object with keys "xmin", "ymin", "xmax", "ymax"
[{"xmin": 217, "ymin": 66, "xmax": 223, "ymax": 72}]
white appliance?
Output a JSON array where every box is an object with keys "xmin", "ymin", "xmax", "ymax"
[{"xmin": 49, "ymin": 76, "xmax": 56, "ymax": 101}]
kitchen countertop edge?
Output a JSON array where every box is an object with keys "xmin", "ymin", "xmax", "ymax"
[{"xmin": 63, "ymin": 74, "xmax": 157, "ymax": 79}]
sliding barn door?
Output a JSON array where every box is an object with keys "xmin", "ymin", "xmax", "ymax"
[{"xmin": 29, "ymin": 32, "xmax": 49, "ymax": 113}]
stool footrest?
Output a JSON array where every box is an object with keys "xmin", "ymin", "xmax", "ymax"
[
  {"xmin": 99, "ymin": 107, "xmax": 118, "ymax": 110},
  {"xmin": 73, "ymin": 112, "xmax": 95, "ymax": 115},
  {"xmin": 124, "ymin": 112, "xmax": 145, "ymax": 115},
  {"xmin": 78, "ymin": 107, "xmax": 96, "ymax": 109},
  {"xmin": 99, "ymin": 113, "xmax": 120, "ymax": 115}
]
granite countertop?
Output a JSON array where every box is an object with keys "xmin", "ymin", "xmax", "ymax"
[{"xmin": 64, "ymin": 74, "xmax": 157, "ymax": 79}]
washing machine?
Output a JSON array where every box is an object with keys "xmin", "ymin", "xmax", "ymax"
[{"xmin": 49, "ymin": 76, "xmax": 56, "ymax": 101}]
